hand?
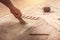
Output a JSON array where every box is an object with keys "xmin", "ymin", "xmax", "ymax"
[
  {"xmin": 10, "ymin": 7, "xmax": 22, "ymax": 18},
  {"xmin": 10, "ymin": 7, "xmax": 26, "ymax": 24}
]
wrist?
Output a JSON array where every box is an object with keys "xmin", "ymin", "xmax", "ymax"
[{"xmin": 9, "ymin": 5, "xmax": 16, "ymax": 10}]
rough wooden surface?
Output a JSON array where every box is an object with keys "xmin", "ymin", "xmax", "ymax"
[{"xmin": 0, "ymin": 0, "xmax": 60, "ymax": 40}]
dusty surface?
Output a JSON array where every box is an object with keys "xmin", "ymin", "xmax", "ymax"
[{"xmin": 0, "ymin": 0, "xmax": 60, "ymax": 40}]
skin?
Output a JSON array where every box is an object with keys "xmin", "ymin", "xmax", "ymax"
[{"xmin": 0, "ymin": 0, "xmax": 26, "ymax": 24}]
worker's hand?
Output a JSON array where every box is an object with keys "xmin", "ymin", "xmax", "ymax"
[
  {"xmin": 10, "ymin": 7, "xmax": 22, "ymax": 18},
  {"xmin": 10, "ymin": 7, "xmax": 26, "ymax": 24}
]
